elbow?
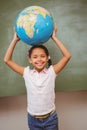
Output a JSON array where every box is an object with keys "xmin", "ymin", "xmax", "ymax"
[
  {"xmin": 4, "ymin": 58, "xmax": 8, "ymax": 64},
  {"xmin": 67, "ymin": 53, "xmax": 71, "ymax": 61},
  {"xmin": 4, "ymin": 54, "xmax": 12, "ymax": 65},
  {"xmin": 4, "ymin": 57, "xmax": 9, "ymax": 64}
]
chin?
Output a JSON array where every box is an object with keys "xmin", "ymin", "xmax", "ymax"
[{"xmin": 35, "ymin": 66, "xmax": 44, "ymax": 71}]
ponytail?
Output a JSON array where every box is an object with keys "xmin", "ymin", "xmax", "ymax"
[{"xmin": 48, "ymin": 59, "xmax": 52, "ymax": 67}]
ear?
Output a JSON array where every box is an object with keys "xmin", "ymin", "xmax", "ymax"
[
  {"xmin": 28, "ymin": 58, "xmax": 32, "ymax": 64},
  {"xmin": 47, "ymin": 58, "xmax": 49, "ymax": 62}
]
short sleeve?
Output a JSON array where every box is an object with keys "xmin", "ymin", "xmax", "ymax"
[
  {"xmin": 49, "ymin": 65, "xmax": 57, "ymax": 78},
  {"xmin": 23, "ymin": 66, "xmax": 30, "ymax": 79}
]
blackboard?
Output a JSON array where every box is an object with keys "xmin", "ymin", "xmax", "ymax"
[{"xmin": 0, "ymin": 0, "xmax": 87, "ymax": 96}]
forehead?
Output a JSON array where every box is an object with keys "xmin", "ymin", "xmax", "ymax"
[{"xmin": 31, "ymin": 48, "xmax": 46, "ymax": 55}]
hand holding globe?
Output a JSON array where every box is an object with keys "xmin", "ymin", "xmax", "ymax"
[{"xmin": 14, "ymin": 6, "xmax": 54, "ymax": 46}]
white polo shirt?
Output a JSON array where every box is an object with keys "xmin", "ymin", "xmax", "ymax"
[{"xmin": 23, "ymin": 65, "xmax": 56, "ymax": 115}]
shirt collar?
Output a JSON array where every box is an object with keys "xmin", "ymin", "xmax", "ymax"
[{"xmin": 31, "ymin": 68, "xmax": 48, "ymax": 74}]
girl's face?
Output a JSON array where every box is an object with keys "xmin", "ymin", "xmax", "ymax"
[{"xmin": 29, "ymin": 48, "xmax": 48, "ymax": 72}]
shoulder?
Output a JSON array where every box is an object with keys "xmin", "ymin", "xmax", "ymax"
[
  {"xmin": 48, "ymin": 65, "xmax": 57, "ymax": 77},
  {"xmin": 23, "ymin": 66, "xmax": 30, "ymax": 78}
]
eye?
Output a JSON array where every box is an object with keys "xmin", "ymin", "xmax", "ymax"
[
  {"xmin": 33, "ymin": 56, "xmax": 37, "ymax": 58},
  {"xmin": 41, "ymin": 55, "xmax": 46, "ymax": 58},
  {"xmin": 32, "ymin": 55, "xmax": 37, "ymax": 58}
]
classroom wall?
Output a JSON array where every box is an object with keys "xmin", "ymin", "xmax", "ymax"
[{"xmin": 0, "ymin": 0, "xmax": 87, "ymax": 97}]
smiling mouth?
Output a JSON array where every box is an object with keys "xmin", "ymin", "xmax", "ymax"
[
  {"xmin": 36, "ymin": 62, "xmax": 43, "ymax": 66},
  {"xmin": 35, "ymin": 61, "xmax": 45, "ymax": 66}
]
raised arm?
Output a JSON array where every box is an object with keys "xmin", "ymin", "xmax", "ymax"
[
  {"xmin": 52, "ymin": 26, "xmax": 71, "ymax": 75},
  {"xmin": 4, "ymin": 31, "xmax": 24, "ymax": 76}
]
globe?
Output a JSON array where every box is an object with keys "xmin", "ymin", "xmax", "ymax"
[{"xmin": 14, "ymin": 6, "xmax": 54, "ymax": 46}]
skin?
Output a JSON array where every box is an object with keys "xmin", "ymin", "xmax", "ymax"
[{"xmin": 4, "ymin": 26, "xmax": 71, "ymax": 76}]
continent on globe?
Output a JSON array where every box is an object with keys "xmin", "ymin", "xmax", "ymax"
[{"xmin": 14, "ymin": 6, "xmax": 54, "ymax": 46}]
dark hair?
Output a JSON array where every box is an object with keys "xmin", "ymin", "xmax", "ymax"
[{"xmin": 27, "ymin": 45, "xmax": 52, "ymax": 67}]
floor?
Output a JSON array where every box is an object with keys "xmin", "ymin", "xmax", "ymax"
[{"xmin": 0, "ymin": 90, "xmax": 87, "ymax": 130}]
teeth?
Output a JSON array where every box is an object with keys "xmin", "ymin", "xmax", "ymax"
[
  {"xmin": 38, "ymin": 63, "xmax": 42, "ymax": 65},
  {"xmin": 37, "ymin": 63, "xmax": 43, "ymax": 66}
]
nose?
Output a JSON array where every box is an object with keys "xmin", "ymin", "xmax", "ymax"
[{"xmin": 37, "ymin": 56, "xmax": 42, "ymax": 61}]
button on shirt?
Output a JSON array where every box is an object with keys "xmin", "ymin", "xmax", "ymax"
[{"xmin": 23, "ymin": 65, "xmax": 56, "ymax": 115}]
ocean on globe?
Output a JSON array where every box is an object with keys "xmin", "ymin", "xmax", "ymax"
[{"xmin": 14, "ymin": 6, "xmax": 54, "ymax": 46}]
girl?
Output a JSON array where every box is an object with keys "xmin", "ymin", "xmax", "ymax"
[{"xmin": 4, "ymin": 26, "xmax": 71, "ymax": 130}]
